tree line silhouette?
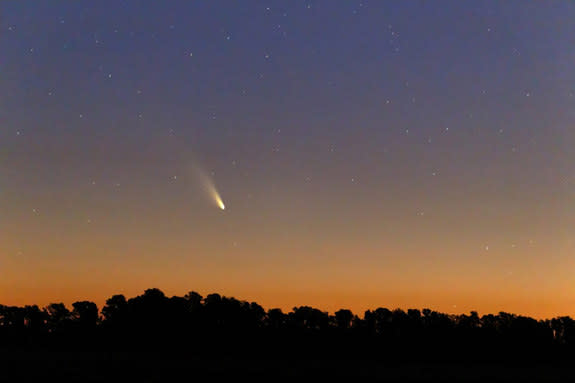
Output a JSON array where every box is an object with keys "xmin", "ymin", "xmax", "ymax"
[{"xmin": 2, "ymin": 288, "xmax": 575, "ymax": 361}]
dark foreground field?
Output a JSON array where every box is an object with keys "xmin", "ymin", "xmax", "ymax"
[{"xmin": 2, "ymin": 351, "xmax": 575, "ymax": 382}]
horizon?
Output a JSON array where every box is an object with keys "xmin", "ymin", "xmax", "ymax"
[{"xmin": 2, "ymin": 285, "xmax": 571, "ymax": 321}]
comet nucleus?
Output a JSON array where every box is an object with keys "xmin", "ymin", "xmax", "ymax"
[{"xmin": 215, "ymin": 193, "xmax": 226, "ymax": 210}]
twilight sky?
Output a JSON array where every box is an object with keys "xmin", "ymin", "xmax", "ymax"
[{"xmin": 1, "ymin": 1, "xmax": 574, "ymax": 318}]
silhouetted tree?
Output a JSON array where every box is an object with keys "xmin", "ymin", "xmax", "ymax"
[
  {"xmin": 184, "ymin": 291, "xmax": 203, "ymax": 312},
  {"xmin": 44, "ymin": 303, "xmax": 70, "ymax": 332},
  {"xmin": 334, "ymin": 309, "xmax": 353, "ymax": 330},
  {"xmin": 101, "ymin": 294, "xmax": 127, "ymax": 325},
  {"xmin": 291, "ymin": 306, "xmax": 329, "ymax": 331},
  {"xmin": 372, "ymin": 307, "xmax": 393, "ymax": 336},
  {"xmin": 72, "ymin": 301, "xmax": 99, "ymax": 327},
  {"xmin": 1, "ymin": 288, "xmax": 574, "ymax": 362},
  {"xmin": 22, "ymin": 305, "xmax": 47, "ymax": 332},
  {"xmin": 267, "ymin": 308, "xmax": 286, "ymax": 330}
]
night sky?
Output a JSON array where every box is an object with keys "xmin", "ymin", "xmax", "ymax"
[{"xmin": 2, "ymin": 1, "xmax": 574, "ymax": 318}]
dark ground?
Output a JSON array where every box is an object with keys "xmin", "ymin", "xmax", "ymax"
[{"xmin": 1, "ymin": 351, "xmax": 575, "ymax": 382}]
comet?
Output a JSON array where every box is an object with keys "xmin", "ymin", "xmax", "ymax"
[
  {"xmin": 212, "ymin": 187, "xmax": 226, "ymax": 210},
  {"xmin": 204, "ymin": 176, "xmax": 226, "ymax": 211},
  {"xmin": 169, "ymin": 137, "xmax": 227, "ymax": 211},
  {"xmin": 193, "ymin": 165, "xmax": 226, "ymax": 211}
]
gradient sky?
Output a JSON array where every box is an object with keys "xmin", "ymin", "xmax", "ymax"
[{"xmin": 1, "ymin": 1, "xmax": 574, "ymax": 318}]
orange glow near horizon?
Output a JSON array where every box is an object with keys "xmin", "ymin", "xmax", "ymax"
[{"xmin": 2, "ymin": 227, "xmax": 573, "ymax": 319}]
